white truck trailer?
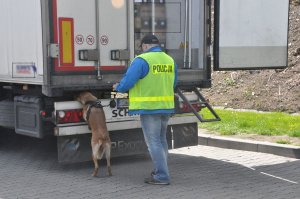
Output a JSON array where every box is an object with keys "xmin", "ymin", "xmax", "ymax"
[{"xmin": 0, "ymin": 0, "xmax": 289, "ymax": 163}]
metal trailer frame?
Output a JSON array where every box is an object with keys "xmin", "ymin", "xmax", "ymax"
[{"xmin": 41, "ymin": 0, "xmax": 212, "ymax": 97}]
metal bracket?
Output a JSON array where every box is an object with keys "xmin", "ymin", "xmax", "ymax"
[
  {"xmin": 78, "ymin": 49, "xmax": 99, "ymax": 61},
  {"xmin": 48, "ymin": 44, "xmax": 59, "ymax": 58},
  {"xmin": 111, "ymin": 50, "xmax": 130, "ymax": 61}
]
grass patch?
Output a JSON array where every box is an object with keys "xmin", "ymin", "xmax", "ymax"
[
  {"xmin": 198, "ymin": 108, "xmax": 300, "ymax": 137},
  {"xmin": 276, "ymin": 140, "xmax": 291, "ymax": 145}
]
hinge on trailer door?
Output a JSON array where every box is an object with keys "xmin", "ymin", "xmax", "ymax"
[
  {"xmin": 48, "ymin": 44, "xmax": 59, "ymax": 58},
  {"xmin": 176, "ymin": 87, "xmax": 221, "ymax": 122}
]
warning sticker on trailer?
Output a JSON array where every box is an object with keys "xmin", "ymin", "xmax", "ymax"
[
  {"xmin": 86, "ymin": 35, "xmax": 95, "ymax": 45},
  {"xmin": 75, "ymin": 34, "xmax": 84, "ymax": 45},
  {"xmin": 12, "ymin": 62, "xmax": 37, "ymax": 78},
  {"xmin": 100, "ymin": 35, "xmax": 109, "ymax": 45}
]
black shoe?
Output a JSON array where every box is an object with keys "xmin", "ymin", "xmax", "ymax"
[
  {"xmin": 144, "ymin": 177, "xmax": 170, "ymax": 185},
  {"xmin": 151, "ymin": 171, "xmax": 155, "ymax": 176}
]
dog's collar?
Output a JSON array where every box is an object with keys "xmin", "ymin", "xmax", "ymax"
[{"xmin": 85, "ymin": 100, "xmax": 103, "ymax": 108}]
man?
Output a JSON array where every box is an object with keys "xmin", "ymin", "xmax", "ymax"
[{"xmin": 113, "ymin": 34, "xmax": 177, "ymax": 185}]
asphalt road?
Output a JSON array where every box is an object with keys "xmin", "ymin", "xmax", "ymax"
[{"xmin": 0, "ymin": 131, "xmax": 300, "ymax": 199}]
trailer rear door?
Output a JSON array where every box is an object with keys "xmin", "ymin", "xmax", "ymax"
[
  {"xmin": 52, "ymin": 0, "xmax": 128, "ymax": 73},
  {"xmin": 214, "ymin": 0, "xmax": 289, "ymax": 70}
]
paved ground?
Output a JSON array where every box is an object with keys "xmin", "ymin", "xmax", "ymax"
[{"xmin": 0, "ymin": 132, "xmax": 300, "ymax": 199}]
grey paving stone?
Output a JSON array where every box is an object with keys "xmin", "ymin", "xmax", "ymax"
[{"xmin": 1, "ymin": 133, "xmax": 300, "ymax": 199}]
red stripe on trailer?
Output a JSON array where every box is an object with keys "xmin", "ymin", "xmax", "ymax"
[
  {"xmin": 52, "ymin": 66, "xmax": 126, "ymax": 72},
  {"xmin": 100, "ymin": 66, "xmax": 126, "ymax": 71}
]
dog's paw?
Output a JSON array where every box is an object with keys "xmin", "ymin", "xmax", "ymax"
[{"xmin": 92, "ymin": 170, "xmax": 98, "ymax": 177}]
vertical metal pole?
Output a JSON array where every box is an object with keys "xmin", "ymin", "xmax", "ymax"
[
  {"xmin": 95, "ymin": 0, "xmax": 102, "ymax": 80},
  {"xmin": 171, "ymin": 126, "xmax": 174, "ymax": 149},
  {"xmin": 183, "ymin": 0, "xmax": 188, "ymax": 69},
  {"xmin": 128, "ymin": 1, "xmax": 134, "ymax": 64},
  {"xmin": 188, "ymin": 0, "xmax": 192, "ymax": 69},
  {"xmin": 41, "ymin": 0, "xmax": 51, "ymax": 94},
  {"xmin": 151, "ymin": 0, "xmax": 156, "ymax": 34}
]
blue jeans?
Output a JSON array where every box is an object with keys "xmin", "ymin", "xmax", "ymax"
[{"xmin": 140, "ymin": 114, "xmax": 170, "ymax": 183}]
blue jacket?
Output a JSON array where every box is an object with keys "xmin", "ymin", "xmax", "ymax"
[{"xmin": 116, "ymin": 46, "xmax": 178, "ymax": 115}]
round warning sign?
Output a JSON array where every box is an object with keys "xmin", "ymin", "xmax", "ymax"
[
  {"xmin": 86, "ymin": 35, "xmax": 95, "ymax": 45},
  {"xmin": 100, "ymin": 35, "xmax": 109, "ymax": 45},
  {"xmin": 75, "ymin": 34, "xmax": 84, "ymax": 45}
]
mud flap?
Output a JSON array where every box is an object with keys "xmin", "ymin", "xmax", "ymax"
[
  {"xmin": 168, "ymin": 123, "xmax": 198, "ymax": 149},
  {"xmin": 14, "ymin": 96, "xmax": 44, "ymax": 138},
  {"xmin": 57, "ymin": 128, "xmax": 148, "ymax": 163}
]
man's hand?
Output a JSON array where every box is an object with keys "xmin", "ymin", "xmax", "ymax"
[{"xmin": 112, "ymin": 83, "xmax": 119, "ymax": 91}]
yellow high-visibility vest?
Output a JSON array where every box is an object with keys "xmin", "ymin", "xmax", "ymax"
[{"xmin": 129, "ymin": 51, "xmax": 175, "ymax": 110}]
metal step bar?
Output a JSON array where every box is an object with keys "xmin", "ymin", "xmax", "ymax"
[{"xmin": 176, "ymin": 87, "xmax": 221, "ymax": 122}]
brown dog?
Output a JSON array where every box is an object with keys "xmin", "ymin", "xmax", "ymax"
[{"xmin": 77, "ymin": 92, "xmax": 112, "ymax": 177}]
